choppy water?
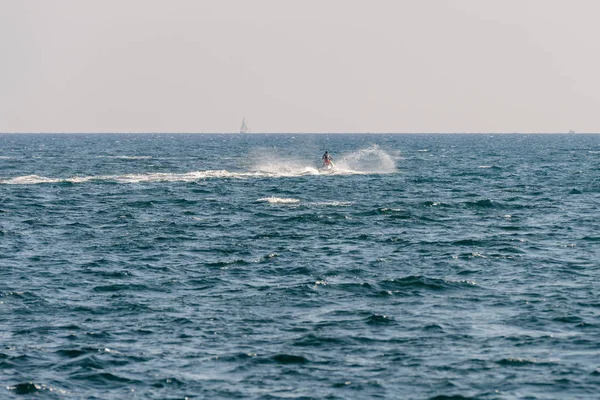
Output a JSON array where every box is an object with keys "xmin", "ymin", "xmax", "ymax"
[{"xmin": 1, "ymin": 133, "xmax": 600, "ymax": 399}]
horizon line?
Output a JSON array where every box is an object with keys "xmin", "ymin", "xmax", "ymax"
[{"xmin": 0, "ymin": 131, "xmax": 595, "ymax": 135}]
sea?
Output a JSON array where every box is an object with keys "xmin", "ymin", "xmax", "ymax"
[{"xmin": 1, "ymin": 133, "xmax": 599, "ymax": 399}]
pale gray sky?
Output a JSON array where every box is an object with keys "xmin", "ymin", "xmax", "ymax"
[{"xmin": 1, "ymin": 0, "xmax": 599, "ymax": 133}]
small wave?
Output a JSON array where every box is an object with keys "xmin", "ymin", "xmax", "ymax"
[
  {"xmin": 380, "ymin": 276, "xmax": 478, "ymax": 291},
  {"xmin": 270, "ymin": 354, "xmax": 309, "ymax": 364},
  {"xmin": 379, "ymin": 207, "xmax": 403, "ymax": 213},
  {"xmin": 581, "ymin": 236, "xmax": 600, "ymax": 242},
  {"xmin": 464, "ymin": 199, "xmax": 495, "ymax": 208},
  {"xmin": 477, "ymin": 165, "xmax": 500, "ymax": 169},
  {"xmin": 365, "ymin": 314, "xmax": 395, "ymax": 325},
  {"xmin": 257, "ymin": 196, "xmax": 300, "ymax": 204},
  {"xmin": 496, "ymin": 357, "xmax": 556, "ymax": 366},
  {"xmin": 7, "ymin": 382, "xmax": 68, "ymax": 395},
  {"xmin": 152, "ymin": 377, "xmax": 185, "ymax": 388},
  {"xmin": 422, "ymin": 201, "xmax": 450, "ymax": 207},
  {"xmin": 311, "ymin": 201, "xmax": 353, "ymax": 207},
  {"xmin": 330, "ymin": 282, "xmax": 375, "ymax": 294},
  {"xmin": 452, "ymin": 239, "xmax": 485, "ymax": 246},
  {"xmin": 553, "ymin": 315, "xmax": 583, "ymax": 324},
  {"xmin": 361, "ymin": 207, "xmax": 411, "ymax": 219},
  {"xmin": 92, "ymin": 283, "xmax": 149, "ymax": 293},
  {"xmin": 55, "ymin": 348, "xmax": 90, "ymax": 359},
  {"xmin": 292, "ymin": 333, "xmax": 346, "ymax": 347},
  {"xmin": 99, "ymin": 155, "xmax": 152, "ymax": 159},
  {"xmin": 453, "ymin": 252, "xmax": 488, "ymax": 259},
  {"xmin": 203, "ymin": 259, "xmax": 251, "ymax": 268},
  {"xmin": 8, "ymin": 383, "xmax": 40, "ymax": 394},
  {"xmin": 422, "ymin": 324, "xmax": 445, "ymax": 332},
  {"xmin": 358, "ymin": 207, "xmax": 409, "ymax": 217},
  {"xmin": 71, "ymin": 371, "xmax": 138, "ymax": 384}
]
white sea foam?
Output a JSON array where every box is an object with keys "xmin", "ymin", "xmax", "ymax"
[
  {"xmin": 250, "ymin": 158, "xmax": 322, "ymax": 177},
  {"xmin": 0, "ymin": 170, "xmax": 259, "ymax": 185},
  {"xmin": 0, "ymin": 165, "xmax": 372, "ymax": 184},
  {"xmin": 0, "ymin": 175, "xmax": 63, "ymax": 184},
  {"xmin": 257, "ymin": 196, "xmax": 300, "ymax": 204}
]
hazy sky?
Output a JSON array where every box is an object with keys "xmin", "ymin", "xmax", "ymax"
[{"xmin": 1, "ymin": 0, "xmax": 599, "ymax": 133}]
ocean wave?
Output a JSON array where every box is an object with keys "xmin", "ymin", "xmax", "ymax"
[
  {"xmin": 311, "ymin": 201, "xmax": 353, "ymax": 207},
  {"xmin": 379, "ymin": 276, "xmax": 478, "ymax": 292},
  {"xmin": 257, "ymin": 196, "xmax": 300, "ymax": 204},
  {"xmin": 99, "ymin": 155, "xmax": 153, "ymax": 159},
  {"xmin": 365, "ymin": 314, "xmax": 395, "ymax": 325},
  {"xmin": 496, "ymin": 357, "xmax": 557, "ymax": 366},
  {"xmin": 464, "ymin": 199, "xmax": 495, "ymax": 208},
  {"xmin": 269, "ymin": 354, "xmax": 309, "ymax": 364},
  {"xmin": 292, "ymin": 333, "xmax": 348, "ymax": 347},
  {"xmin": 7, "ymin": 382, "xmax": 68, "ymax": 395},
  {"xmin": 422, "ymin": 201, "xmax": 451, "ymax": 207}
]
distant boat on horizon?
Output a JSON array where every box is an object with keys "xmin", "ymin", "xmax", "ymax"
[
  {"xmin": 568, "ymin": 129, "xmax": 575, "ymax": 134},
  {"xmin": 240, "ymin": 117, "xmax": 250, "ymax": 134}
]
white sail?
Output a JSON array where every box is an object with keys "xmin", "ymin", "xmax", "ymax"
[{"xmin": 240, "ymin": 117, "xmax": 250, "ymax": 133}]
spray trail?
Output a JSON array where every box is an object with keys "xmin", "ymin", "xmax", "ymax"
[
  {"xmin": 335, "ymin": 145, "xmax": 397, "ymax": 174},
  {"xmin": 247, "ymin": 144, "xmax": 397, "ymax": 176},
  {"xmin": 1, "ymin": 146, "xmax": 398, "ymax": 184}
]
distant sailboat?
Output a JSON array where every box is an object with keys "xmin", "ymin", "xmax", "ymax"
[{"xmin": 240, "ymin": 117, "xmax": 250, "ymax": 133}]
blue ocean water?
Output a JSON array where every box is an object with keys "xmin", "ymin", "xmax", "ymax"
[{"xmin": 1, "ymin": 133, "xmax": 599, "ymax": 399}]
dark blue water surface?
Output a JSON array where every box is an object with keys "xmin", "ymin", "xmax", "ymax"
[{"xmin": 1, "ymin": 134, "xmax": 600, "ymax": 399}]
